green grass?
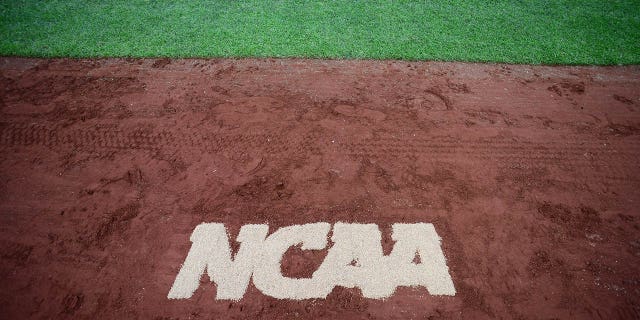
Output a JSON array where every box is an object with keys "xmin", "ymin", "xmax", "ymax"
[{"xmin": 1, "ymin": 0, "xmax": 639, "ymax": 64}]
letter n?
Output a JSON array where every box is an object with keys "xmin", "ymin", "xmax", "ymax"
[{"xmin": 167, "ymin": 223, "xmax": 268, "ymax": 300}]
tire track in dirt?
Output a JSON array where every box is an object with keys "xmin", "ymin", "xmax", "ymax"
[
  {"xmin": 3, "ymin": 122, "xmax": 639, "ymax": 189},
  {"xmin": 0, "ymin": 123, "xmax": 288, "ymax": 154}
]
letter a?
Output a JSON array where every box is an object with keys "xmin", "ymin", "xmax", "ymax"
[
  {"xmin": 312, "ymin": 223, "xmax": 394, "ymax": 298},
  {"xmin": 387, "ymin": 223, "xmax": 456, "ymax": 295}
]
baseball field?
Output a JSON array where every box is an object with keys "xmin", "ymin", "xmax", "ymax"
[{"xmin": 1, "ymin": 1, "xmax": 639, "ymax": 319}]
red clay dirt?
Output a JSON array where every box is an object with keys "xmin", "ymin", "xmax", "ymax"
[{"xmin": 0, "ymin": 57, "xmax": 639, "ymax": 319}]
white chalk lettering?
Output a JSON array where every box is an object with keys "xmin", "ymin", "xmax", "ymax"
[{"xmin": 168, "ymin": 222, "xmax": 455, "ymax": 300}]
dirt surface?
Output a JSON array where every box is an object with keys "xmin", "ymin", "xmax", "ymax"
[{"xmin": 0, "ymin": 57, "xmax": 639, "ymax": 319}]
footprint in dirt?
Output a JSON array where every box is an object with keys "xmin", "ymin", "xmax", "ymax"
[{"xmin": 404, "ymin": 90, "xmax": 452, "ymax": 111}]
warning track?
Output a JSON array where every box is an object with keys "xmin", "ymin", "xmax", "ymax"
[{"xmin": 0, "ymin": 58, "xmax": 639, "ymax": 319}]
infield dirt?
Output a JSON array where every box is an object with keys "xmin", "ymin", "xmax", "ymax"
[{"xmin": 0, "ymin": 58, "xmax": 639, "ymax": 319}]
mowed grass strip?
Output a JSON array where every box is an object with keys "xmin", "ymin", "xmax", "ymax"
[{"xmin": 1, "ymin": 0, "xmax": 639, "ymax": 64}]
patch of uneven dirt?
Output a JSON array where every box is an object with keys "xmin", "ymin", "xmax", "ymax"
[{"xmin": 0, "ymin": 58, "xmax": 639, "ymax": 319}]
